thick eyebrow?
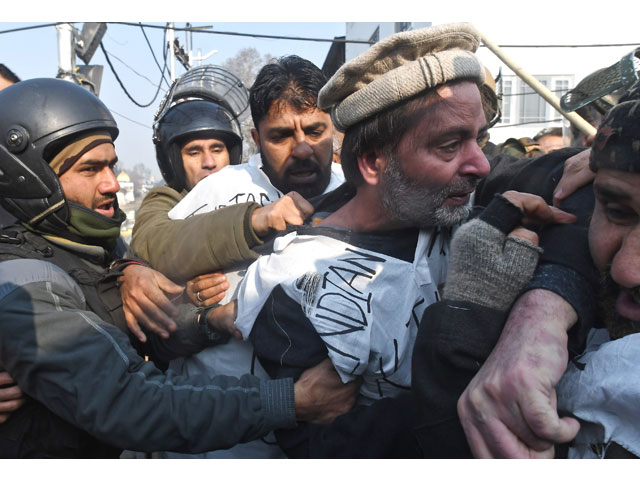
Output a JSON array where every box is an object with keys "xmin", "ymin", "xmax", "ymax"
[
  {"xmin": 594, "ymin": 183, "xmax": 632, "ymax": 202},
  {"xmin": 78, "ymin": 156, "xmax": 118, "ymax": 167},
  {"xmin": 267, "ymin": 121, "xmax": 328, "ymax": 136},
  {"xmin": 184, "ymin": 144, "xmax": 204, "ymax": 152},
  {"xmin": 302, "ymin": 122, "xmax": 328, "ymax": 131},
  {"xmin": 266, "ymin": 126, "xmax": 294, "ymax": 136}
]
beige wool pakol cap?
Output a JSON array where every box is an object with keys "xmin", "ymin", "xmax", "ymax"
[{"xmin": 318, "ymin": 22, "xmax": 485, "ymax": 131}]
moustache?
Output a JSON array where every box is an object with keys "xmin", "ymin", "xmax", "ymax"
[
  {"xmin": 94, "ymin": 193, "xmax": 117, "ymax": 208},
  {"xmin": 442, "ymin": 176, "xmax": 482, "ymax": 196},
  {"xmin": 284, "ymin": 158, "xmax": 321, "ymax": 176}
]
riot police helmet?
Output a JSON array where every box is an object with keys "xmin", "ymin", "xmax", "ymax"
[
  {"xmin": 0, "ymin": 78, "xmax": 118, "ymax": 234},
  {"xmin": 153, "ymin": 65, "xmax": 249, "ymax": 191}
]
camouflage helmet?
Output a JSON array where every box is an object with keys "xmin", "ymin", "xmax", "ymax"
[{"xmin": 590, "ymin": 79, "xmax": 640, "ymax": 173}]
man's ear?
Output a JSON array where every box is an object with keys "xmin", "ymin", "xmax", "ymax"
[
  {"xmin": 250, "ymin": 128, "xmax": 260, "ymax": 152},
  {"xmin": 357, "ymin": 151, "xmax": 387, "ymax": 186}
]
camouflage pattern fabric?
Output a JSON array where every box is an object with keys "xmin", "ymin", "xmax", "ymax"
[{"xmin": 590, "ymin": 79, "xmax": 640, "ymax": 173}]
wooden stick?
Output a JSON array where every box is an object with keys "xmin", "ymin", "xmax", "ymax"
[{"xmin": 479, "ymin": 31, "xmax": 597, "ymax": 138}]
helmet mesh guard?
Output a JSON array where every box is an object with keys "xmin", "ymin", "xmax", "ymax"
[
  {"xmin": 561, "ymin": 48, "xmax": 640, "ymax": 113},
  {"xmin": 152, "ymin": 65, "xmax": 249, "ymax": 190}
]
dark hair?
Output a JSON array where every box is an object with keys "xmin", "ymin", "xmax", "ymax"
[
  {"xmin": 249, "ymin": 55, "xmax": 327, "ymax": 128},
  {"xmin": 570, "ymin": 104, "xmax": 605, "ymax": 146},
  {"xmin": 533, "ymin": 127, "xmax": 563, "ymax": 141},
  {"xmin": 0, "ymin": 64, "xmax": 21, "ymax": 84}
]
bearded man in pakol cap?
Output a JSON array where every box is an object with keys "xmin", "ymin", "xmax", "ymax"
[{"xmin": 203, "ymin": 22, "xmax": 589, "ymax": 458}]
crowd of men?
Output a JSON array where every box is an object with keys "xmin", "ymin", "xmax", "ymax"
[{"xmin": 0, "ymin": 22, "xmax": 639, "ymax": 459}]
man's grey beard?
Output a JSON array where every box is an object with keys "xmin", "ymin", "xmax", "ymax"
[{"xmin": 379, "ymin": 154, "xmax": 479, "ymax": 228}]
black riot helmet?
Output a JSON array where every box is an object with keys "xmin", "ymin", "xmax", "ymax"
[
  {"xmin": 0, "ymin": 78, "xmax": 118, "ymax": 234},
  {"xmin": 153, "ymin": 65, "xmax": 249, "ymax": 191}
]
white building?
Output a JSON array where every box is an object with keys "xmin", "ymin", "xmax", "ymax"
[{"xmin": 116, "ymin": 170, "xmax": 135, "ymax": 206}]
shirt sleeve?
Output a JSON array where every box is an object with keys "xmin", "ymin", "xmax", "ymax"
[
  {"xmin": 131, "ymin": 186, "xmax": 261, "ymax": 283},
  {"xmin": 0, "ymin": 258, "xmax": 295, "ymax": 453}
]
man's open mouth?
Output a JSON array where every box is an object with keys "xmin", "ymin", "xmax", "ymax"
[
  {"xmin": 95, "ymin": 200, "xmax": 115, "ymax": 217},
  {"xmin": 287, "ymin": 168, "xmax": 318, "ymax": 183},
  {"xmin": 445, "ymin": 189, "xmax": 474, "ymax": 205},
  {"xmin": 615, "ymin": 287, "xmax": 640, "ymax": 323}
]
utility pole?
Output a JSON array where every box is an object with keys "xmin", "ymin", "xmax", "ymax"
[
  {"xmin": 56, "ymin": 23, "xmax": 76, "ymax": 83},
  {"xmin": 168, "ymin": 22, "xmax": 176, "ymax": 82},
  {"xmin": 55, "ymin": 22, "xmax": 106, "ymax": 95},
  {"xmin": 186, "ymin": 25, "xmax": 216, "ymax": 67},
  {"xmin": 167, "ymin": 23, "xmax": 218, "ymax": 75}
]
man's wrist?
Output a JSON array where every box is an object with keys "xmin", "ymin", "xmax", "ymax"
[
  {"xmin": 109, "ymin": 258, "xmax": 150, "ymax": 272},
  {"xmin": 511, "ymin": 288, "xmax": 578, "ymax": 333},
  {"xmin": 245, "ymin": 203, "xmax": 264, "ymax": 245},
  {"xmin": 195, "ymin": 305, "xmax": 225, "ymax": 342}
]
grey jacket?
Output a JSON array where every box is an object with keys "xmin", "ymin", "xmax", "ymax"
[{"xmin": 0, "ymin": 239, "xmax": 295, "ymax": 455}]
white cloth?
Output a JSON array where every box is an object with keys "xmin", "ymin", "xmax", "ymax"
[
  {"xmin": 557, "ymin": 328, "xmax": 640, "ymax": 458},
  {"xmin": 164, "ymin": 154, "xmax": 344, "ymax": 458},
  {"xmin": 169, "ymin": 153, "xmax": 345, "ymax": 219},
  {"xmin": 235, "ymin": 228, "xmax": 449, "ymax": 403}
]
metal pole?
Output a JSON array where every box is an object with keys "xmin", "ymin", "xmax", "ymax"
[
  {"xmin": 479, "ymin": 31, "xmax": 597, "ymax": 138},
  {"xmin": 168, "ymin": 22, "xmax": 175, "ymax": 82},
  {"xmin": 56, "ymin": 23, "xmax": 76, "ymax": 83}
]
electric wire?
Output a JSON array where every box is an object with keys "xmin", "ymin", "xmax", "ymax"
[
  {"xmin": 493, "ymin": 118, "xmax": 568, "ymax": 128},
  {"xmin": 110, "ymin": 21, "xmax": 373, "ymax": 45},
  {"xmin": 500, "ymin": 87, "xmax": 570, "ymax": 97},
  {"xmin": 110, "ymin": 109, "xmax": 152, "ymax": 129},
  {"xmin": 139, "ymin": 22, "xmax": 171, "ymax": 88},
  {"xmin": 0, "ymin": 22, "xmax": 638, "ymax": 50},
  {"xmin": 100, "ymin": 41, "xmax": 168, "ymax": 108},
  {"xmin": 104, "ymin": 49, "xmax": 166, "ymax": 91},
  {"xmin": 111, "ymin": 22, "xmax": 640, "ymax": 49},
  {"xmin": 0, "ymin": 23, "xmax": 58, "ymax": 35},
  {"xmin": 482, "ymin": 42, "xmax": 640, "ymax": 49}
]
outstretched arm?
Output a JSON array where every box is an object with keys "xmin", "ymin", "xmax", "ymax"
[
  {"xmin": 458, "ymin": 289, "xmax": 580, "ymax": 458},
  {"xmin": 131, "ymin": 186, "xmax": 263, "ymax": 283},
  {"xmin": 412, "ymin": 192, "xmax": 574, "ymax": 457}
]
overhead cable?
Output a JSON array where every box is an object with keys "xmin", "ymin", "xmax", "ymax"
[
  {"xmin": 0, "ymin": 23, "xmax": 637, "ymax": 50},
  {"xmin": 100, "ymin": 42, "xmax": 168, "ymax": 108},
  {"xmin": 139, "ymin": 22, "xmax": 171, "ymax": 88},
  {"xmin": 104, "ymin": 49, "xmax": 167, "ymax": 91},
  {"xmin": 111, "ymin": 21, "xmax": 374, "ymax": 45},
  {"xmin": 493, "ymin": 118, "xmax": 567, "ymax": 128},
  {"xmin": 0, "ymin": 23, "xmax": 58, "ymax": 35},
  {"xmin": 110, "ymin": 109, "xmax": 152, "ymax": 129}
]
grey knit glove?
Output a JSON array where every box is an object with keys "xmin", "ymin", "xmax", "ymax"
[{"xmin": 443, "ymin": 196, "xmax": 543, "ymax": 311}]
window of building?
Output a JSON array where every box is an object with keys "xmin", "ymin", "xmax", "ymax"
[
  {"xmin": 496, "ymin": 75, "xmax": 574, "ymax": 126},
  {"xmin": 553, "ymin": 79, "xmax": 570, "ymax": 119},
  {"xmin": 501, "ymin": 79, "xmax": 512, "ymax": 124},
  {"xmin": 518, "ymin": 76, "xmax": 549, "ymax": 124},
  {"xmin": 395, "ymin": 23, "xmax": 411, "ymax": 33}
]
